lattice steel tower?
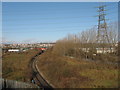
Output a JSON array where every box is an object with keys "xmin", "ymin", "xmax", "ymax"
[{"xmin": 96, "ymin": 5, "xmax": 109, "ymax": 43}]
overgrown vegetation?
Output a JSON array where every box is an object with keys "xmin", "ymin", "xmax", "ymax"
[
  {"xmin": 36, "ymin": 22, "xmax": 118, "ymax": 88},
  {"xmin": 52, "ymin": 38, "xmax": 118, "ymax": 64},
  {"xmin": 2, "ymin": 49, "xmax": 39, "ymax": 82},
  {"xmin": 37, "ymin": 49, "xmax": 118, "ymax": 88}
]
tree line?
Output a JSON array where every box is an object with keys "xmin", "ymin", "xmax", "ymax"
[{"xmin": 52, "ymin": 22, "xmax": 118, "ymax": 63}]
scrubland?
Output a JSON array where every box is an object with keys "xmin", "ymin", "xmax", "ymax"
[
  {"xmin": 2, "ymin": 49, "xmax": 39, "ymax": 82},
  {"xmin": 37, "ymin": 40, "xmax": 119, "ymax": 88}
]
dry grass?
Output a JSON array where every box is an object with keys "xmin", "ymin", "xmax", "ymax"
[
  {"xmin": 2, "ymin": 49, "xmax": 39, "ymax": 82},
  {"xmin": 37, "ymin": 49, "xmax": 118, "ymax": 88}
]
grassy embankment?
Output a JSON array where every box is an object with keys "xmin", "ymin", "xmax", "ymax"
[
  {"xmin": 2, "ymin": 49, "xmax": 40, "ymax": 82},
  {"xmin": 36, "ymin": 48, "xmax": 118, "ymax": 88}
]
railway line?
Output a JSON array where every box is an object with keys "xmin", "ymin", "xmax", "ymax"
[{"xmin": 30, "ymin": 51, "xmax": 53, "ymax": 89}]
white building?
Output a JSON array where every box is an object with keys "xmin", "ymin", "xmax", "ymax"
[
  {"xmin": 81, "ymin": 48, "xmax": 116, "ymax": 54},
  {"xmin": 96, "ymin": 48, "xmax": 115, "ymax": 54},
  {"xmin": 8, "ymin": 49, "xmax": 20, "ymax": 52}
]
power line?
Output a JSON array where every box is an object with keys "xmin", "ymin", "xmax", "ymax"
[
  {"xmin": 3, "ymin": 29, "xmax": 82, "ymax": 33},
  {"xmin": 3, "ymin": 25, "xmax": 96, "ymax": 33},
  {"xmin": 3, "ymin": 6, "xmax": 96, "ymax": 13},
  {"xmin": 3, "ymin": 24, "xmax": 96, "ymax": 30},
  {"xmin": 4, "ymin": 20, "xmax": 98, "ymax": 26},
  {"xmin": 4, "ymin": 16, "xmax": 95, "ymax": 21}
]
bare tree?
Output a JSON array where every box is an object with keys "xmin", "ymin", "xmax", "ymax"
[{"xmin": 107, "ymin": 22, "xmax": 118, "ymax": 46}]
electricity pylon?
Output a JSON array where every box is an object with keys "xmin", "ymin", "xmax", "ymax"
[{"xmin": 96, "ymin": 5, "xmax": 109, "ymax": 44}]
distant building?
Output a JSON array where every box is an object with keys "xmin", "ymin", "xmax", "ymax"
[
  {"xmin": 96, "ymin": 48, "xmax": 115, "ymax": 54},
  {"xmin": 81, "ymin": 48, "xmax": 116, "ymax": 54},
  {"xmin": 81, "ymin": 48, "xmax": 90, "ymax": 53},
  {"xmin": 36, "ymin": 48, "xmax": 47, "ymax": 51},
  {"xmin": 8, "ymin": 49, "xmax": 20, "ymax": 52}
]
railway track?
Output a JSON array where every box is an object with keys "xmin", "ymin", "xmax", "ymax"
[{"xmin": 30, "ymin": 51, "xmax": 53, "ymax": 89}]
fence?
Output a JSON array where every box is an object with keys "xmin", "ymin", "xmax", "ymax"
[{"xmin": 0, "ymin": 78, "xmax": 40, "ymax": 89}]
